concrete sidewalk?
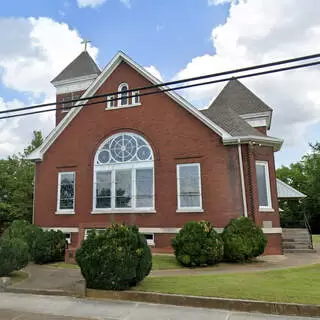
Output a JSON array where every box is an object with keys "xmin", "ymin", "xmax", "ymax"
[
  {"xmin": 10, "ymin": 251, "xmax": 320, "ymax": 293},
  {"xmin": 0, "ymin": 292, "xmax": 318, "ymax": 320},
  {"xmin": 12, "ymin": 264, "xmax": 83, "ymax": 295}
]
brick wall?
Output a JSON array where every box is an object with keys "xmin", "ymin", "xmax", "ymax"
[{"xmin": 34, "ymin": 61, "xmax": 282, "ymax": 255}]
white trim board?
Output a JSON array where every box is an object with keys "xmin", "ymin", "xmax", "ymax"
[
  {"xmin": 41, "ymin": 226, "xmax": 282, "ymax": 234},
  {"xmin": 28, "ymin": 51, "xmax": 231, "ymax": 161},
  {"xmin": 42, "ymin": 227, "xmax": 79, "ymax": 233}
]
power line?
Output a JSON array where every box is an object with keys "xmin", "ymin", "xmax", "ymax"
[
  {"xmin": 1, "ymin": 59, "xmax": 320, "ymax": 121},
  {"xmin": 1, "ymin": 52, "xmax": 320, "ymax": 116}
]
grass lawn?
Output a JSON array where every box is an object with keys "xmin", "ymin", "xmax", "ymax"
[
  {"xmin": 313, "ymin": 235, "xmax": 320, "ymax": 244},
  {"xmin": 135, "ymin": 264, "xmax": 320, "ymax": 305},
  {"xmin": 51, "ymin": 255, "xmax": 181, "ymax": 271},
  {"xmin": 152, "ymin": 255, "xmax": 181, "ymax": 270},
  {"xmin": 10, "ymin": 271, "xmax": 29, "ymax": 285}
]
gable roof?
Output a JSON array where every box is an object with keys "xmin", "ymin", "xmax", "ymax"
[
  {"xmin": 29, "ymin": 51, "xmax": 233, "ymax": 161},
  {"xmin": 51, "ymin": 51, "xmax": 101, "ymax": 83},
  {"xmin": 212, "ymin": 78, "xmax": 272, "ymax": 115},
  {"xmin": 29, "ymin": 52, "xmax": 283, "ymax": 161},
  {"xmin": 277, "ymin": 179, "xmax": 307, "ymax": 199}
]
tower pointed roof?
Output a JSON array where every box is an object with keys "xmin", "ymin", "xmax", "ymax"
[
  {"xmin": 51, "ymin": 51, "xmax": 101, "ymax": 83},
  {"xmin": 211, "ymin": 78, "xmax": 272, "ymax": 115}
]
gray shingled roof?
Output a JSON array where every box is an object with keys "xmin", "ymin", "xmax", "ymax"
[
  {"xmin": 200, "ymin": 79, "xmax": 273, "ymax": 137},
  {"xmin": 212, "ymin": 78, "xmax": 272, "ymax": 115},
  {"xmin": 51, "ymin": 51, "xmax": 101, "ymax": 83},
  {"xmin": 201, "ymin": 105, "xmax": 264, "ymax": 137}
]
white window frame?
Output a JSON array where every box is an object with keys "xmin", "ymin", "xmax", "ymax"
[
  {"xmin": 176, "ymin": 163, "xmax": 203, "ymax": 212},
  {"xmin": 132, "ymin": 90, "xmax": 140, "ymax": 105},
  {"xmin": 92, "ymin": 133, "xmax": 155, "ymax": 214},
  {"xmin": 118, "ymin": 82, "xmax": 129, "ymax": 107},
  {"xmin": 106, "ymin": 95, "xmax": 115, "ymax": 108},
  {"xmin": 142, "ymin": 233, "xmax": 155, "ymax": 246},
  {"xmin": 56, "ymin": 172, "xmax": 76, "ymax": 214},
  {"xmin": 255, "ymin": 161, "xmax": 273, "ymax": 210},
  {"xmin": 61, "ymin": 93, "xmax": 81, "ymax": 113},
  {"xmin": 84, "ymin": 228, "xmax": 106, "ymax": 240},
  {"xmin": 65, "ymin": 232, "xmax": 71, "ymax": 244}
]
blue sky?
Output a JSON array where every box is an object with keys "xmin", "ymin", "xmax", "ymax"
[
  {"xmin": 1, "ymin": 0, "xmax": 227, "ymax": 76},
  {"xmin": 1, "ymin": 0, "xmax": 320, "ymax": 167}
]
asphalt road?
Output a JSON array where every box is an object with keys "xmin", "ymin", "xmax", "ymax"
[{"xmin": 0, "ymin": 292, "xmax": 318, "ymax": 320}]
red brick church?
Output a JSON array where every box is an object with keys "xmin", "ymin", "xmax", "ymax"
[{"xmin": 29, "ymin": 49, "xmax": 284, "ymax": 256}]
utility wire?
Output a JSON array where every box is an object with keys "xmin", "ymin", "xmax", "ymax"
[
  {"xmin": 1, "ymin": 59, "xmax": 320, "ymax": 121},
  {"xmin": 1, "ymin": 52, "xmax": 320, "ymax": 116}
]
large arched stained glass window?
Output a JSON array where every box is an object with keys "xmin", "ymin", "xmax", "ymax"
[{"xmin": 93, "ymin": 132, "xmax": 154, "ymax": 211}]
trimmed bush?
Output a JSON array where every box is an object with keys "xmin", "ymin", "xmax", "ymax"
[
  {"xmin": 171, "ymin": 221, "xmax": 224, "ymax": 267},
  {"xmin": 0, "ymin": 238, "xmax": 28, "ymax": 276},
  {"xmin": 76, "ymin": 224, "xmax": 152, "ymax": 290},
  {"xmin": 222, "ymin": 217, "xmax": 267, "ymax": 262},
  {"xmin": 2, "ymin": 220, "xmax": 42, "ymax": 260},
  {"xmin": 33, "ymin": 230, "xmax": 66, "ymax": 264},
  {"xmin": 3, "ymin": 220, "xmax": 66, "ymax": 264}
]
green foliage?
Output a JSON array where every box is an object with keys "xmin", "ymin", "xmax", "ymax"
[
  {"xmin": 2, "ymin": 220, "xmax": 42, "ymax": 260},
  {"xmin": 33, "ymin": 230, "xmax": 66, "ymax": 264},
  {"xmin": 3, "ymin": 220, "xmax": 65, "ymax": 264},
  {"xmin": 0, "ymin": 131, "xmax": 43, "ymax": 230},
  {"xmin": 0, "ymin": 238, "xmax": 28, "ymax": 276},
  {"xmin": 276, "ymin": 143, "xmax": 320, "ymax": 233},
  {"xmin": 76, "ymin": 224, "xmax": 152, "ymax": 290},
  {"xmin": 222, "ymin": 217, "xmax": 266, "ymax": 262},
  {"xmin": 171, "ymin": 221, "xmax": 224, "ymax": 267}
]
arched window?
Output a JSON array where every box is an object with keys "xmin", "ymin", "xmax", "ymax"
[
  {"xmin": 93, "ymin": 132, "xmax": 154, "ymax": 211},
  {"xmin": 118, "ymin": 83, "xmax": 129, "ymax": 106}
]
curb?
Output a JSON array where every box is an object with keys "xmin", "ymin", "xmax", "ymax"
[
  {"xmin": 5, "ymin": 287, "xmax": 74, "ymax": 297},
  {"xmin": 86, "ymin": 289, "xmax": 320, "ymax": 318}
]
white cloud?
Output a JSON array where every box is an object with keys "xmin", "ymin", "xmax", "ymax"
[
  {"xmin": 208, "ymin": 0, "xmax": 234, "ymax": 6},
  {"xmin": 0, "ymin": 17, "xmax": 99, "ymax": 158},
  {"xmin": 77, "ymin": 0, "xmax": 106, "ymax": 8},
  {"xmin": 175, "ymin": 0, "xmax": 320, "ymax": 166},
  {"xmin": 77, "ymin": 0, "xmax": 131, "ymax": 8},
  {"xmin": 120, "ymin": 0, "xmax": 131, "ymax": 8},
  {"xmin": 144, "ymin": 65, "xmax": 163, "ymax": 82}
]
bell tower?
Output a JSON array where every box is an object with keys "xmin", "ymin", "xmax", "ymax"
[{"xmin": 51, "ymin": 47, "xmax": 101, "ymax": 126}]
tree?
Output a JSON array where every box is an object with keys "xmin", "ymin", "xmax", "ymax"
[
  {"xmin": 276, "ymin": 143, "xmax": 320, "ymax": 233},
  {"xmin": 0, "ymin": 131, "xmax": 43, "ymax": 232}
]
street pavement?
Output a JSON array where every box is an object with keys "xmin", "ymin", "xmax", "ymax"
[{"xmin": 0, "ymin": 293, "xmax": 318, "ymax": 320}]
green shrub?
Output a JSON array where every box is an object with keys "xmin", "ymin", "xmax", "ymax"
[
  {"xmin": 76, "ymin": 224, "xmax": 152, "ymax": 290},
  {"xmin": 222, "ymin": 217, "xmax": 267, "ymax": 262},
  {"xmin": 33, "ymin": 230, "xmax": 66, "ymax": 264},
  {"xmin": 0, "ymin": 238, "xmax": 28, "ymax": 276},
  {"xmin": 3, "ymin": 220, "xmax": 66, "ymax": 264},
  {"xmin": 171, "ymin": 221, "xmax": 224, "ymax": 267},
  {"xmin": 2, "ymin": 220, "xmax": 42, "ymax": 260}
]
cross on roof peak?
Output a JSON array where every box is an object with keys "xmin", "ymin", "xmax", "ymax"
[{"xmin": 81, "ymin": 39, "xmax": 91, "ymax": 52}]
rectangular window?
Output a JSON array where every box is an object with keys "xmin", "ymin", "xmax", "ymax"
[
  {"xmin": 106, "ymin": 95, "xmax": 115, "ymax": 108},
  {"xmin": 95, "ymin": 171, "xmax": 112, "ymax": 208},
  {"xmin": 65, "ymin": 233, "xmax": 71, "ymax": 244},
  {"xmin": 61, "ymin": 93, "xmax": 81, "ymax": 112},
  {"xmin": 142, "ymin": 233, "xmax": 155, "ymax": 246},
  {"xmin": 84, "ymin": 228, "xmax": 106, "ymax": 240},
  {"xmin": 177, "ymin": 163, "xmax": 202, "ymax": 210},
  {"xmin": 61, "ymin": 95, "xmax": 72, "ymax": 112},
  {"xmin": 57, "ymin": 172, "xmax": 75, "ymax": 211},
  {"xmin": 132, "ymin": 91, "xmax": 140, "ymax": 105},
  {"xmin": 136, "ymin": 168, "xmax": 153, "ymax": 208},
  {"xmin": 115, "ymin": 169, "xmax": 132, "ymax": 208},
  {"xmin": 256, "ymin": 161, "xmax": 272, "ymax": 209}
]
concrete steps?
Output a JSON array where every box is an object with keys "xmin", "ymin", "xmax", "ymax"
[{"xmin": 282, "ymin": 228, "xmax": 315, "ymax": 253}]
